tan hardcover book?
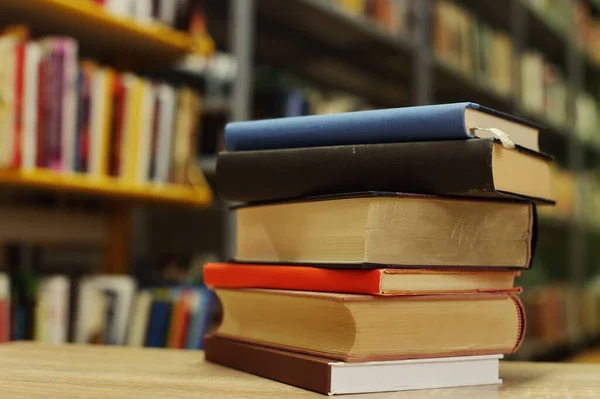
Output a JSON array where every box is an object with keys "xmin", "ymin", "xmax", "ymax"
[
  {"xmin": 214, "ymin": 289, "xmax": 525, "ymax": 362},
  {"xmin": 235, "ymin": 193, "xmax": 535, "ymax": 268}
]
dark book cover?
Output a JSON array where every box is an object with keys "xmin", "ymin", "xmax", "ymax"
[
  {"xmin": 205, "ymin": 334, "xmax": 332, "ymax": 395},
  {"xmin": 217, "ymin": 138, "xmax": 552, "ymax": 204},
  {"xmin": 109, "ymin": 76, "xmax": 126, "ymax": 177},
  {"xmin": 75, "ymin": 68, "xmax": 92, "ymax": 173}
]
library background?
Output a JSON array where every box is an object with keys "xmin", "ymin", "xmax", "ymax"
[{"xmin": 0, "ymin": 0, "xmax": 600, "ymax": 368}]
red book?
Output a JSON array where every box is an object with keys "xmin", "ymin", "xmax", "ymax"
[
  {"xmin": 109, "ymin": 75, "xmax": 125, "ymax": 177},
  {"xmin": 204, "ymin": 263, "xmax": 520, "ymax": 296},
  {"xmin": 167, "ymin": 290, "xmax": 191, "ymax": 349},
  {"xmin": 12, "ymin": 41, "xmax": 25, "ymax": 168}
]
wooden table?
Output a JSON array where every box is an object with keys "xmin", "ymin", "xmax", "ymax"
[{"xmin": 0, "ymin": 343, "xmax": 599, "ymax": 398}]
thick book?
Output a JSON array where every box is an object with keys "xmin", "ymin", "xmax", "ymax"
[
  {"xmin": 204, "ymin": 263, "xmax": 520, "ymax": 295},
  {"xmin": 205, "ymin": 335, "xmax": 503, "ymax": 395},
  {"xmin": 217, "ymin": 139, "xmax": 553, "ymax": 203},
  {"xmin": 235, "ymin": 192, "xmax": 536, "ymax": 268},
  {"xmin": 224, "ymin": 102, "xmax": 540, "ymax": 152},
  {"xmin": 214, "ymin": 289, "xmax": 525, "ymax": 362}
]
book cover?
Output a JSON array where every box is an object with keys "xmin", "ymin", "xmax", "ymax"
[
  {"xmin": 145, "ymin": 289, "xmax": 173, "ymax": 348},
  {"xmin": 234, "ymin": 191, "xmax": 539, "ymax": 269},
  {"xmin": 205, "ymin": 335, "xmax": 503, "ymax": 395},
  {"xmin": 60, "ymin": 39, "xmax": 78, "ymax": 172},
  {"xmin": 167, "ymin": 289, "xmax": 190, "ymax": 348},
  {"xmin": 121, "ymin": 75, "xmax": 144, "ymax": 182},
  {"xmin": 36, "ymin": 276, "xmax": 70, "ymax": 344},
  {"xmin": 0, "ymin": 274, "xmax": 10, "ymax": 343},
  {"xmin": 185, "ymin": 288, "xmax": 213, "ymax": 350},
  {"xmin": 224, "ymin": 102, "xmax": 541, "ymax": 151},
  {"xmin": 204, "ymin": 263, "xmax": 521, "ymax": 295},
  {"xmin": 36, "ymin": 49, "xmax": 47, "ymax": 167},
  {"xmin": 88, "ymin": 67, "xmax": 114, "ymax": 176},
  {"xmin": 12, "ymin": 40, "xmax": 25, "ymax": 168},
  {"xmin": 22, "ymin": 42, "xmax": 42, "ymax": 170},
  {"xmin": 109, "ymin": 74, "xmax": 126, "ymax": 177},
  {"xmin": 126, "ymin": 290, "xmax": 152, "ymax": 347},
  {"xmin": 217, "ymin": 138, "xmax": 553, "ymax": 204},
  {"xmin": 135, "ymin": 81, "xmax": 156, "ymax": 184},
  {"xmin": 73, "ymin": 279, "xmax": 107, "ymax": 344},
  {"xmin": 154, "ymin": 84, "xmax": 176, "ymax": 183},
  {"xmin": 74, "ymin": 63, "xmax": 93, "ymax": 173},
  {"xmin": 215, "ymin": 289, "xmax": 526, "ymax": 362},
  {"xmin": 0, "ymin": 36, "xmax": 18, "ymax": 168}
]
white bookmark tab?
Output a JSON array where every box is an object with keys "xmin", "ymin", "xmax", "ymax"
[{"xmin": 470, "ymin": 127, "xmax": 516, "ymax": 149}]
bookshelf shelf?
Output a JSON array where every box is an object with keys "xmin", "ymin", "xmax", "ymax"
[
  {"xmin": 0, "ymin": 0, "xmax": 214, "ymax": 64},
  {"xmin": 0, "ymin": 169, "xmax": 212, "ymax": 208}
]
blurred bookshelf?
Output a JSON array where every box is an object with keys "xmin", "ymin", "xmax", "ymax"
[
  {"xmin": 0, "ymin": 0, "xmax": 215, "ymax": 63},
  {"xmin": 0, "ymin": 0, "xmax": 225, "ymax": 351},
  {"xmin": 204, "ymin": 0, "xmax": 600, "ymax": 361}
]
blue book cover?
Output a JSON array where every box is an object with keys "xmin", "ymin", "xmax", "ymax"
[
  {"xmin": 185, "ymin": 288, "xmax": 213, "ymax": 350},
  {"xmin": 224, "ymin": 102, "xmax": 536, "ymax": 151},
  {"xmin": 144, "ymin": 294, "xmax": 172, "ymax": 348}
]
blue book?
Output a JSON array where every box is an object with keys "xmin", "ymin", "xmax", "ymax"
[
  {"xmin": 224, "ymin": 102, "xmax": 540, "ymax": 152},
  {"xmin": 144, "ymin": 291, "xmax": 173, "ymax": 348},
  {"xmin": 185, "ymin": 288, "xmax": 213, "ymax": 350}
]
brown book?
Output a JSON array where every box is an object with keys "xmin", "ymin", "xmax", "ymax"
[
  {"xmin": 214, "ymin": 289, "xmax": 525, "ymax": 362},
  {"xmin": 205, "ymin": 335, "xmax": 503, "ymax": 395},
  {"xmin": 235, "ymin": 193, "xmax": 536, "ymax": 268}
]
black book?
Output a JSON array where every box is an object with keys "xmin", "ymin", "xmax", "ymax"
[{"xmin": 217, "ymin": 138, "xmax": 553, "ymax": 204}]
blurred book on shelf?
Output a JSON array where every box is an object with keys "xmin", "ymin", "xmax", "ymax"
[
  {"xmin": 537, "ymin": 165, "xmax": 574, "ymax": 223},
  {"xmin": 0, "ymin": 26, "xmax": 203, "ymax": 187},
  {"xmin": 517, "ymin": 282, "xmax": 600, "ymax": 359},
  {"xmin": 86, "ymin": 0, "xmax": 209, "ymax": 37},
  {"xmin": 524, "ymin": 0, "xmax": 600, "ymax": 67},
  {"xmin": 326, "ymin": 0, "xmax": 416, "ymax": 39},
  {"xmin": 0, "ymin": 248, "xmax": 218, "ymax": 349},
  {"xmin": 434, "ymin": 0, "xmax": 513, "ymax": 98}
]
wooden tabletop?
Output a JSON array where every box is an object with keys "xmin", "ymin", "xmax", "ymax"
[{"xmin": 0, "ymin": 343, "xmax": 599, "ymax": 398}]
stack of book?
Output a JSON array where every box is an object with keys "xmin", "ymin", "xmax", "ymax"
[
  {"xmin": 0, "ymin": 28, "xmax": 201, "ymax": 185},
  {"xmin": 205, "ymin": 103, "xmax": 554, "ymax": 395}
]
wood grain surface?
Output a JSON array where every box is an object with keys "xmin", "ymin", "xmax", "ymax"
[{"xmin": 0, "ymin": 342, "xmax": 599, "ymax": 398}]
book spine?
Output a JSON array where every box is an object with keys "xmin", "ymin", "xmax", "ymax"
[
  {"xmin": 12, "ymin": 41, "xmax": 25, "ymax": 168},
  {"xmin": 217, "ymin": 139, "xmax": 496, "ymax": 202},
  {"xmin": 36, "ymin": 53, "xmax": 47, "ymax": 167},
  {"xmin": 204, "ymin": 263, "xmax": 384, "ymax": 295},
  {"xmin": 22, "ymin": 43, "xmax": 41, "ymax": 170},
  {"xmin": 224, "ymin": 102, "xmax": 472, "ymax": 151},
  {"xmin": 205, "ymin": 335, "xmax": 332, "ymax": 395}
]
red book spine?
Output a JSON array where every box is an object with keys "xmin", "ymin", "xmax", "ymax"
[
  {"xmin": 0, "ymin": 299, "xmax": 9, "ymax": 343},
  {"xmin": 109, "ymin": 76, "xmax": 125, "ymax": 177},
  {"xmin": 178, "ymin": 293, "xmax": 192, "ymax": 349},
  {"xmin": 12, "ymin": 41, "xmax": 25, "ymax": 168},
  {"xmin": 204, "ymin": 263, "xmax": 383, "ymax": 295}
]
